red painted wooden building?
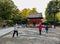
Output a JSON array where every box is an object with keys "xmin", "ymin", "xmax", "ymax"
[{"xmin": 27, "ymin": 13, "xmax": 43, "ymax": 26}]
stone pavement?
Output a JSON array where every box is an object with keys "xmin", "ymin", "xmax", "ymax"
[{"xmin": 0, "ymin": 27, "xmax": 60, "ymax": 44}]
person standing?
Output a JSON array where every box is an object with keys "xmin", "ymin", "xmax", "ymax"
[
  {"xmin": 38, "ymin": 23, "xmax": 43, "ymax": 35},
  {"xmin": 13, "ymin": 23, "xmax": 18, "ymax": 37},
  {"xmin": 45, "ymin": 24, "xmax": 49, "ymax": 33}
]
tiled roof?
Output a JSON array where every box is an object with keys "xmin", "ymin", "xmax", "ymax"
[{"xmin": 28, "ymin": 13, "xmax": 42, "ymax": 18}]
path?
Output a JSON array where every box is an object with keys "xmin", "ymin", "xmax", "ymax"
[{"xmin": 0, "ymin": 27, "xmax": 60, "ymax": 44}]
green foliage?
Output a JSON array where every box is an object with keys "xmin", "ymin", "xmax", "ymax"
[
  {"xmin": 0, "ymin": 0, "xmax": 39, "ymax": 26},
  {"xmin": 11, "ymin": 13, "xmax": 25, "ymax": 24},
  {"xmin": 45, "ymin": 0, "xmax": 60, "ymax": 22},
  {"xmin": 6, "ymin": 20, "xmax": 14, "ymax": 27},
  {"xmin": 29, "ymin": 8, "xmax": 38, "ymax": 14},
  {"xmin": 21, "ymin": 8, "xmax": 38, "ymax": 17},
  {"xmin": 56, "ymin": 12, "xmax": 60, "ymax": 21},
  {"xmin": 0, "ymin": 0, "xmax": 18, "ymax": 20},
  {"xmin": 0, "ymin": 0, "xmax": 22, "ymax": 26},
  {"xmin": 21, "ymin": 17, "xmax": 27, "ymax": 24},
  {"xmin": 21, "ymin": 8, "xmax": 30, "ymax": 17}
]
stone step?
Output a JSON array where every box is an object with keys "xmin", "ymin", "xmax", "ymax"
[{"xmin": 0, "ymin": 27, "xmax": 14, "ymax": 37}]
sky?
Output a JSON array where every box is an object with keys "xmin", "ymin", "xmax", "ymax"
[{"xmin": 12, "ymin": 0, "xmax": 51, "ymax": 17}]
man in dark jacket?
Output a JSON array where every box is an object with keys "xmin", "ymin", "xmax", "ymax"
[{"xmin": 45, "ymin": 24, "xmax": 49, "ymax": 33}]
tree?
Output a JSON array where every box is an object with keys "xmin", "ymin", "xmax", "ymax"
[
  {"xmin": 0, "ymin": 0, "xmax": 18, "ymax": 20},
  {"xmin": 45, "ymin": 0, "xmax": 60, "ymax": 28},
  {"xmin": 0, "ymin": 0, "xmax": 22, "ymax": 26},
  {"xmin": 11, "ymin": 11, "xmax": 23, "ymax": 24},
  {"xmin": 45, "ymin": 0, "xmax": 60, "ymax": 22},
  {"xmin": 21, "ymin": 8, "xmax": 30, "ymax": 17},
  {"xmin": 21, "ymin": 8, "xmax": 38, "ymax": 17},
  {"xmin": 56, "ymin": 12, "xmax": 60, "ymax": 21},
  {"xmin": 29, "ymin": 8, "xmax": 38, "ymax": 14}
]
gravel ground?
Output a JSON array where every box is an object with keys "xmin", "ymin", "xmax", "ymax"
[{"xmin": 0, "ymin": 27, "xmax": 60, "ymax": 44}]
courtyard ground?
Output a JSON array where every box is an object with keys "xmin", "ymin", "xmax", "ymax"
[{"xmin": 0, "ymin": 27, "xmax": 60, "ymax": 44}]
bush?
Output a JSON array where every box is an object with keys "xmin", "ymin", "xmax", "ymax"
[{"xmin": 6, "ymin": 20, "xmax": 14, "ymax": 27}]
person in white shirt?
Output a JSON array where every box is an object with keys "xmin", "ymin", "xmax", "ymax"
[{"xmin": 13, "ymin": 23, "xmax": 18, "ymax": 37}]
